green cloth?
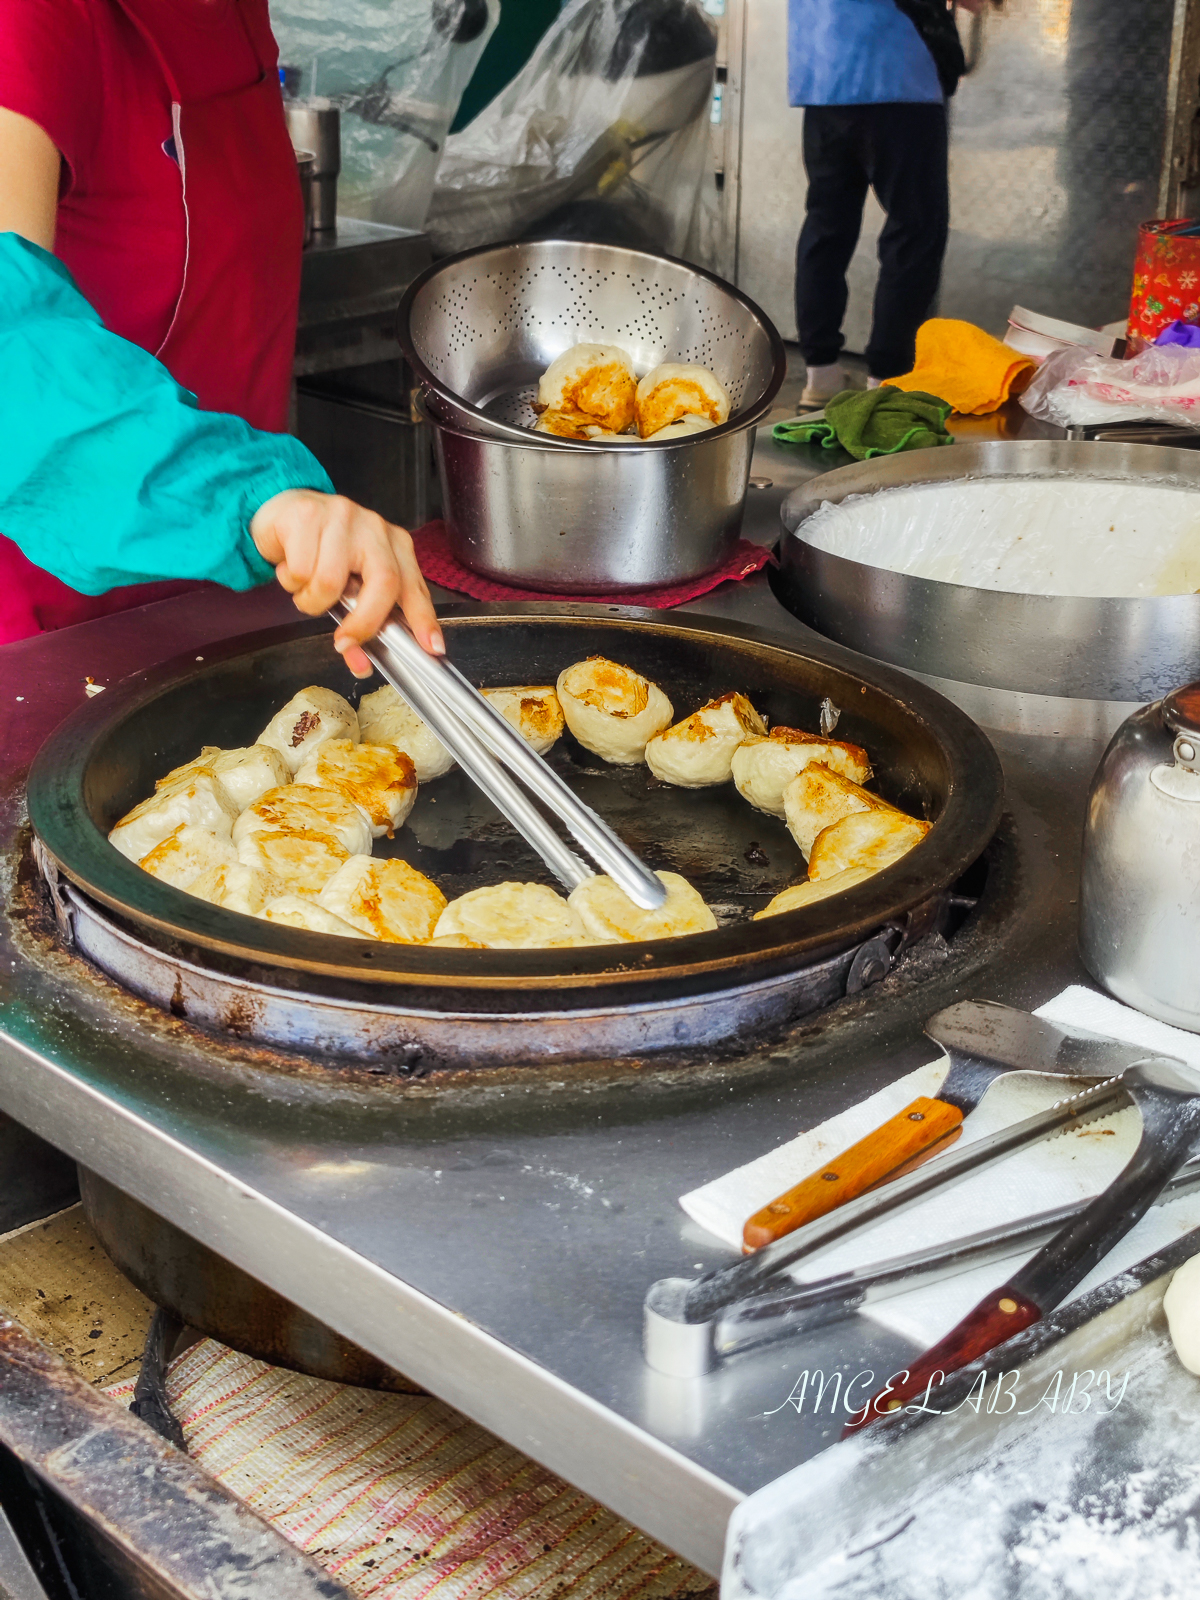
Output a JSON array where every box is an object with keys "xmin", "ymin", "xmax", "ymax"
[{"xmin": 772, "ymin": 386, "xmax": 954, "ymax": 460}]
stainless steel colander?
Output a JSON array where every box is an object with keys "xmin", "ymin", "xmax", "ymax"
[
  {"xmin": 398, "ymin": 239, "xmax": 785, "ymax": 591},
  {"xmin": 398, "ymin": 238, "xmax": 785, "ymax": 443}
]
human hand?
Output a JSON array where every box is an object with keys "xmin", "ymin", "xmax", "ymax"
[{"xmin": 250, "ymin": 489, "xmax": 443, "ymax": 678}]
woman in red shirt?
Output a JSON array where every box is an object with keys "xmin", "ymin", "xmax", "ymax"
[{"xmin": 0, "ymin": 0, "xmax": 440, "ymax": 675}]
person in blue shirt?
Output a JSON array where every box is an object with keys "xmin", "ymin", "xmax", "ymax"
[{"xmin": 788, "ymin": 0, "xmax": 976, "ymax": 404}]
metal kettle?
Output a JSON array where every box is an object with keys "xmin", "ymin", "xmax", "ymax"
[{"xmin": 1080, "ymin": 683, "xmax": 1200, "ymax": 1031}]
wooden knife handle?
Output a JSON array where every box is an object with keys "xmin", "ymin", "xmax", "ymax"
[
  {"xmin": 741, "ymin": 1096, "xmax": 965, "ymax": 1252},
  {"xmin": 843, "ymin": 1283, "xmax": 1043, "ymax": 1435}
]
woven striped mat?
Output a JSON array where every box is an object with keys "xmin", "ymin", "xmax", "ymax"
[{"xmin": 107, "ymin": 1339, "xmax": 714, "ymax": 1600}]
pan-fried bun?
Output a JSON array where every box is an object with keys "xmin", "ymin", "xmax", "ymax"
[
  {"xmin": 536, "ymin": 343, "xmax": 637, "ymax": 435},
  {"xmin": 782, "ymin": 766, "xmax": 884, "ymax": 859},
  {"xmin": 257, "ymin": 894, "xmax": 364, "ymax": 938},
  {"xmin": 568, "ymin": 871, "xmax": 717, "ymax": 943},
  {"xmin": 635, "ymin": 363, "xmax": 730, "ymax": 438},
  {"xmin": 754, "ymin": 867, "xmax": 875, "ymax": 919},
  {"xmin": 647, "ymin": 414, "xmax": 716, "ymax": 441},
  {"xmin": 645, "ymin": 692, "xmax": 766, "ymax": 787},
  {"xmin": 808, "ymin": 809, "xmax": 930, "ymax": 880},
  {"xmin": 318, "ymin": 856, "xmax": 446, "ymax": 944},
  {"xmin": 236, "ymin": 830, "xmax": 349, "ymax": 898},
  {"xmin": 155, "ymin": 744, "xmax": 290, "ymax": 812},
  {"xmin": 732, "ymin": 728, "xmax": 872, "ymax": 817},
  {"xmin": 557, "ymin": 656, "xmax": 673, "ymax": 765},
  {"xmin": 257, "ymin": 687, "xmax": 359, "ymax": 775},
  {"xmin": 189, "ymin": 861, "xmax": 288, "ymax": 916},
  {"xmin": 358, "ymin": 685, "xmax": 455, "ymax": 782},
  {"xmin": 433, "ymin": 882, "xmax": 590, "ymax": 949},
  {"xmin": 109, "ymin": 772, "xmax": 239, "ymax": 862},
  {"xmin": 482, "ymin": 687, "xmax": 564, "ymax": 755},
  {"xmin": 138, "ymin": 824, "xmax": 237, "ymax": 890},
  {"xmin": 232, "ymin": 785, "xmax": 372, "ymax": 858},
  {"xmin": 294, "ymin": 740, "xmax": 417, "ymax": 839}
]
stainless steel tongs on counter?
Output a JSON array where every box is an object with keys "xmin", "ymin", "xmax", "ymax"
[{"xmin": 329, "ymin": 583, "xmax": 666, "ymax": 910}]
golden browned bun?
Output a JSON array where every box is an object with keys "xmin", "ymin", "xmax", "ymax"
[
  {"xmin": 808, "ymin": 809, "xmax": 931, "ymax": 880},
  {"xmin": 753, "ymin": 867, "xmax": 875, "ymax": 919},
  {"xmin": 782, "ymin": 766, "xmax": 885, "ymax": 859},
  {"xmin": 645, "ymin": 691, "xmax": 767, "ymax": 787},
  {"xmin": 109, "ymin": 772, "xmax": 239, "ymax": 862},
  {"xmin": 731, "ymin": 729, "xmax": 873, "ymax": 817},
  {"xmin": 481, "ymin": 687, "xmax": 565, "ymax": 756},
  {"xmin": 433, "ymin": 882, "xmax": 591, "ymax": 949},
  {"xmin": 236, "ymin": 830, "xmax": 350, "ymax": 899},
  {"xmin": 635, "ymin": 363, "xmax": 730, "ymax": 438},
  {"xmin": 189, "ymin": 861, "xmax": 288, "ymax": 916},
  {"xmin": 358, "ymin": 685, "xmax": 455, "ymax": 782},
  {"xmin": 568, "ymin": 871, "xmax": 717, "ymax": 943},
  {"xmin": 535, "ymin": 343, "xmax": 637, "ymax": 434},
  {"xmin": 556, "ymin": 656, "xmax": 673, "ymax": 765},
  {"xmin": 155, "ymin": 744, "xmax": 291, "ymax": 812},
  {"xmin": 138, "ymin": 825, "xmax": 237, "ymax": 890},
  {"xmin": 257, "ymin": 895, "xmax": 364, "ymax": 938},
  {"xmin": 232, "ymin": 784, "xmax": 372, "ymax": 858},
  {"xmin": 294, "ymin": 740, "xmax": 417, "ymax": 839},
  {"xmin": 318, "ymin": 856, "xmax": 447, "ymax": 944},
  {"xmin": 257, "ymin": 687, "xmax": 359, "ymax": 775}
]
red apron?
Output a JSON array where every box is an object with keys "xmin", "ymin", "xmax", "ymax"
[{"xmin": 0, "ymin": 0, "xmax": 303, "ymax": 643}]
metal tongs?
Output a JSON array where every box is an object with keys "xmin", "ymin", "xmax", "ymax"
[{"xmin": 329, "ymin": 584, "xmax": 666, "ymax": 910}]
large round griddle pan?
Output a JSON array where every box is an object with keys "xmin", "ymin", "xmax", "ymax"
[{"xmin": 27, "ymin": 606, "xmax": 1002, "ymax": 1014}]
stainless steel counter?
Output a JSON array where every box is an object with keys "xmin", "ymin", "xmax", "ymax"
[{"xmin": 0, "ymin": 438, "xmax": 1120, "ymax": 1578}]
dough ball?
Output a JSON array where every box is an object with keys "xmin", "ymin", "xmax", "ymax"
[
  {"xmin": 647, "ymin": 414, "xmax": 716, "ymax": 441},
  {"xmin": 635, "ymin": 363, "xmax": 730, "ymax": 439},
  {"xmin": 189, "ymin": 861, "xmax": 288, "ymax": 917},
  {"xmin": 536, "ymin": 343, "xmax": 637, "ymax": 434},
  {"xmin": 158, "ymin": 745, "xmax": 291, "ymax": 813},
  {"xmin": 645, "ymin": 692, "xmax": 767, "ymax": 787},
  {"xmin": 318, "ymin": 856, "xmax": 447, "ymax": 944},
  {"xmin": 1164, "ymin": 1252, "xmax": 1200, "ymax": 1374},
  {"xmin": 257, "ymin": 687, "xmax": 359, "ymax": 775},
  {"xmin": 556, "ymin": 656, "xmax": 673, "ymax": 765},
  {"xmin": 236, "ymin": 830, "xmax": 349, "ymax": 899},
  {"xmin": 783, "ymin": 766, "xmax": 883, "ymax": 859},
  {"xmin": 568, "ymin": 870, "xmax": 717, "ymax": 943},
  {"xmin": 257, "ymin": 894, "xmax": 364, "ymax": 938},
  {"xmin": 138, "ymin": 825, "xmax": 237, "ymax": 891},
  {"xmin": 109, "ymin": 772, "xmax": 239, "ymax": 862},
  {"xmin": 232, "ymin": 784, "xmax": 372, "ymax": 858},
  {"xmin": 357, "ymin": 685, "xmax": 455, "ymax": 782},
  {"xmin": 808, "ymin": 808, "xmax": 930, "ymax": 881},
  {"xmin": 433, "ymin": 882, "xmax": 590, "ymax": 949},
  {"xmin": 294, "ymin": 740, "xmax": 417, "ymax": 839},
  {"xmin": 481, "ymin": 687, "xmax": 565, "ymax": 756},
  {"xmin": 754, "ymin": 867, "xmax": 875, "ymax": 920},
  {"xmin": 732, "ymin": 728, "xmax": 873, "ymax": 817}
]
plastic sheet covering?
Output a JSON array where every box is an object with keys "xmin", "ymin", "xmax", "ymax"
[
  {"xmin": 1020, "ymin": 342, "xmax": 1200, "ymax": 428},
  {"xmin": 425, "ymin": 0, "xmax": 718, "ymax": 262},
  {"xmin": 800, "ymin": 478, "xmax": 1200, "ymax": 597},
  {"xmin": 271, "ymin": 0, "xmax": 499, "ymax": 229}
]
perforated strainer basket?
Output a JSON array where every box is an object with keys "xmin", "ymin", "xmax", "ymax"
[
  {"xmin": 398, "ymin": 240, "xmax": 786, "ymax": 592},
  {"xmin": 398, "ymin": 238, "xmax": 785, "ymax": 444}
]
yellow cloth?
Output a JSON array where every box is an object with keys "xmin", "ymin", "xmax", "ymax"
[{"xmin": 888, "ymin": 318, "xmax": 1036, "ymax": 416}]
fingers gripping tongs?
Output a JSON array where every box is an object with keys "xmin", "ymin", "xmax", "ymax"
[{"xmin": 329, "ymin": 582, "xmax": 665, "ymax": 910}]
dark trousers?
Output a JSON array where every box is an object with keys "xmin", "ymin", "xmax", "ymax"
[{"xmin": 795, "ymin": 102, "xmax": 949, "ymax": 380}]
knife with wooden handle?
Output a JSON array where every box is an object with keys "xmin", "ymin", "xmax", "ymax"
[
  {"xmin": 741, "ymin": 1001, "xmax": 1157, "ymax": 1252},
  {"xmin": 844, "ymin": 1052, "xmax": 1200, "ymax": 1434}
]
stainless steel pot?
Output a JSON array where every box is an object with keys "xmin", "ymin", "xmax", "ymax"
[
  {"xmin": 284, "ymin": 100, "xmax": 340, "ymax": 232},
  {"xmin": 1079, "ymin": 683, "xmax": 1200, "ymax": 1031},
  {"xmin": 421, "ymin": 393, "xmax": 762, "ymax": 589},
  {"xmin": 775, "ymin": 441, "xmax": 1200, "ymax": 701}
]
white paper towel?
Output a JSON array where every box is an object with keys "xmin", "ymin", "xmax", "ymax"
[{"xmin": 679, "ymin": 986, "xmax": 1200, "ymax": 1346}]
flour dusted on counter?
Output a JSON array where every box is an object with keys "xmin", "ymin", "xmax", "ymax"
[{"xmin": 801, "ymin": 478, "xmax": 1200, "ymax": 597}]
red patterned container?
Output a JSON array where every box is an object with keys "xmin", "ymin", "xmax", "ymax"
[{"xmin": 1129, "ymin": 219, "xmax": 1200, "ymax": 345}]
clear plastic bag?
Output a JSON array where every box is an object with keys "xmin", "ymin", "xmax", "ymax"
[
  {"xmin": 1020, "ymin": 343, "xmax": 1200, "ymax": 428},
  {"xmin": 425, "ymin": 0, "xmax": 718, "ymax": 262},
  {"xmin": 272, "ymin": 0, "xmax": 499, "ymax": 230}
]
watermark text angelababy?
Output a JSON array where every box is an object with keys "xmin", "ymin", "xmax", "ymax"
[{"xmin": 765, "ymin": 1366, "xmax": 1130, "ymax": 1424}]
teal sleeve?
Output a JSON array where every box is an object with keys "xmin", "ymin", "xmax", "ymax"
[{"xmin": 0, "ymin": 232, "xmax": 335, "ymax": 595}]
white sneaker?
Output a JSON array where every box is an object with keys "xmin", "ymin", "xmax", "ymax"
[{"xmin": 799, "ymin": 362, "xmax": 847, "ymax": 406}]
